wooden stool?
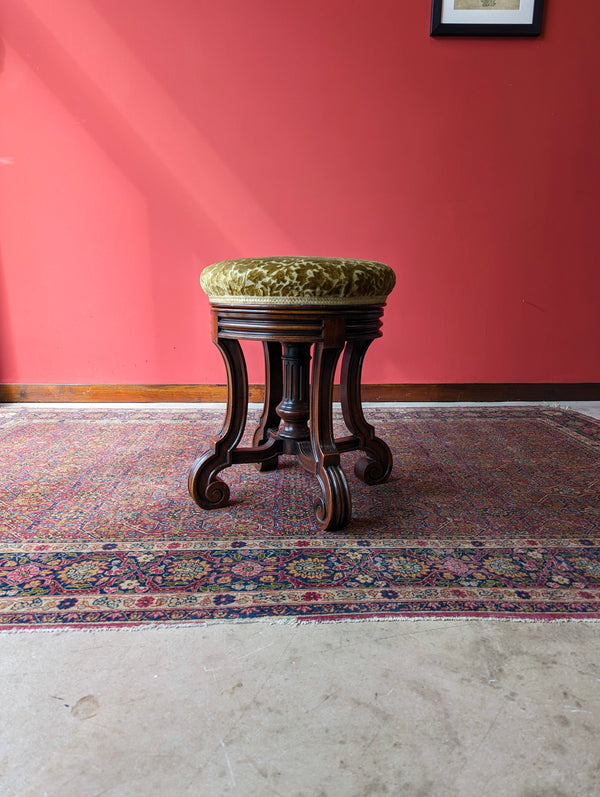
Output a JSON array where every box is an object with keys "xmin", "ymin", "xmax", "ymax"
[{"xmin": 188, "ymin": 256, "xmax": 396, "ymax": 531}]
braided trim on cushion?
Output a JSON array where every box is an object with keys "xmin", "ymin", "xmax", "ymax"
[{"xmin": 205, "ymin": 294, "xmax": 390, "ymax": 306}]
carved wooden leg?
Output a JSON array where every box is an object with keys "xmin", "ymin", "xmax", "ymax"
[
  {"xmin": 340, "ymin": 338, "xmax": 393, "ymax": 484},
  {"xmin": 252, "ymin": 341, "xmax": 283, "ymax": 471},
  {"xmin": 188, "ymin": 336, "xmax": 248, "ymax": 508},
  {"xmin": 309, "ymin": 341, "xmax": 351, "ymax": 531}
]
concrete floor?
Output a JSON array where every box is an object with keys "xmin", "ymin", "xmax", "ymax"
[{"xmin": 1, "ymin": 402, "xmax": 599, "ymax": 797}]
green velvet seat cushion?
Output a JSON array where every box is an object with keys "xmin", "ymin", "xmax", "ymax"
[{"xmin": 200, "ymin": 256, "xmax": 396, "ymax": 305}]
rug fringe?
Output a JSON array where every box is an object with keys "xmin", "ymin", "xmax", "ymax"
[
  {"xmin": 2, "ymin": 614, "xmax": 600, "ymax": 634},
  {"xmin": 294, "ymin": 614, "xmax": 600, "ymax": 626}
]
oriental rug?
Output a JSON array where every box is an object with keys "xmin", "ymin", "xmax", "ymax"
[{"xmin": 0, "ymin": 405, "xmax": 599, "ymax": 628}]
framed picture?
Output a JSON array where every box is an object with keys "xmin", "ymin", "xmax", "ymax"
[{"xmin": 430, "ymin": 0, "xmax": 544, "ymax": 37}]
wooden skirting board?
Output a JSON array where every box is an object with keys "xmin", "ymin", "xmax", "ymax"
[{"xmin": 1, "ymin": 383, "xmax": 599, "ymax": 403}]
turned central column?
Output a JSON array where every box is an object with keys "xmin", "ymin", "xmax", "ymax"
[{"xmin": 276, "ymin": 343, "xmax": 311, "ymax": 440}]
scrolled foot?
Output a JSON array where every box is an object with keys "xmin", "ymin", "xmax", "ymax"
[
  {"xmin": 188, "ymin": 453, "xmax": 231, "ymax": 509},
  {"xmin": 314, "ymin": 464, "xmax": 352, "ymax": 531},
  {"xmin": 200, "ymin": 477, "xmax": 230, "ymax": 509},
  {"xmin": 354, "ymin": 439, "xmax": 393, "ymax": 485}
]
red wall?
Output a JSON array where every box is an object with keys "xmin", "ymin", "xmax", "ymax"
[{"xmin": 1, "ymin": 0, "xmax": 599, "ymax": 385}]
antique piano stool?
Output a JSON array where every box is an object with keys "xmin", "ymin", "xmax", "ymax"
[{"xmin": 188, "ymin": 256, "xmax": 396, "ymax": 531}]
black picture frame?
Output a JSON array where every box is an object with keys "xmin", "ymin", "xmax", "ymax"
[{"xmin": 430, "ymin": 0, "xmax": 544, "ymax": 37}]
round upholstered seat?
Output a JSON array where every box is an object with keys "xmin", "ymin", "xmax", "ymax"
[{"xmin": 200, "ymin": 256, "xmax": 396, "ymax": 305}]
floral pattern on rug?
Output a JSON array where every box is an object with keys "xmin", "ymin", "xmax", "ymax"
[{"xmin": 0, "ymin": 406, "xmax": 599, "ymax": 626}]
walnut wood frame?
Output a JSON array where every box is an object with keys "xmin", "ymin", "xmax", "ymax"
[{"xmin": 187, "ymin": 303, "xmax": 393, "ymax": 531}]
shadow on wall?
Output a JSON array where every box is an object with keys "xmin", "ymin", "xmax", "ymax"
[
  {"xmin": 0, "ymin": 0, "xmax": 252, "ymax": 249},
  {"xmin": 0, "ymin": 0, "xmax": 295, "ymax": 380},
  {"xmin": 0, "ymin": 0, "xmax": 225, "ymax": 381}
]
